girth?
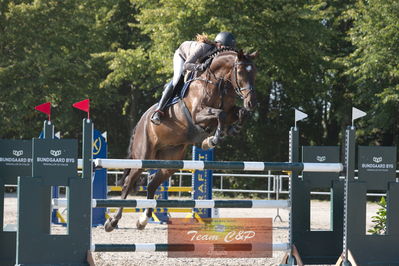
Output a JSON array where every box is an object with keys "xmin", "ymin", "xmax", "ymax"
[{"xmin": 179, "ymin": 100, "xmax": 210, "ymax": 144}]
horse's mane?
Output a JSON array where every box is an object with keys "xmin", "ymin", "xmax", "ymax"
[{"xmin": 200, "ymin": 47, "xmax": 238, "ymax": 63}]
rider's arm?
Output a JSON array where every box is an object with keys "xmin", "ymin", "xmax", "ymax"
[
  {"xmin": 183, "ymin": 47, "xmax": 205, "ymax": 72},
  {"xmin": 182, "ymin": 42, "xmax": 213, "ymax": 72}
]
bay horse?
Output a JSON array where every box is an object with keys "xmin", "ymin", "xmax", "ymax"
[{"xmin": 104, "ymin": 49, "xmax": 258, "ymax": 232}]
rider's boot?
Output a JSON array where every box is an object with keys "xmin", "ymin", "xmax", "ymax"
[{"xmin": 151, "ymin": 81, "xmax": 174, "ymax": 125}]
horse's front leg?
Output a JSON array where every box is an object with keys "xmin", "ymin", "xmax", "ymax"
[
  {"xmin": 195, "ymin": 107, "xmax": 226, "ymax": 150},
  {"xmin": 226, "ymin": 107, "xmax": 250, "ymax": 136}
]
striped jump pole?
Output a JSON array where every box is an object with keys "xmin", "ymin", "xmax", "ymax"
[
  {"xmin": 107, "ymin": 208, "xmax": 193, "ymax": 213},
  {"xmin": 91, "ymin": 243, "xmax": 290, "ymax": 252},
  {"xmin": 94, "ymin": 159, "xmax": 343, "ymax": 173},
  {"xmin": 108, "ymin": 186, "xmax": 192, "ymax": 193},
  {"xmin": 53, "ymin": 199, "xmax": 291, "ymax": 209}
]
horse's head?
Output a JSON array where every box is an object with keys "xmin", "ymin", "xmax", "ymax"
[
  {"xmin": 202, "ymin": 49, "xmax": 258, "ymax": 111},
  {"xmin": 231, "ymin": 50, "xmax": 258, "ymax": 111}
]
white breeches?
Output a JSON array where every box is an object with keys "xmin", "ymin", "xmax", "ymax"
[{"xmin": 172, "ymin": 50, "xmax": 185, "ymax": 86}]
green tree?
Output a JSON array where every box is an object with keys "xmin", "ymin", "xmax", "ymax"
[
  {"xmin": 301, "ymin": 0, "xmax": 357, "ymax": 146},
  {"xmin": 0, "ymin": 0, "xmax": 153, "ymax": 157},
  {"xmin": 0, "ymin": 0, "xmax": 110, "ymax": 138},
  {"xmin": 347, "ymin": 0, "xmax": 399, "ymax": 145},
  {"xmin": 87, "ymin": 0, "xmax": 157, "ymax": 157}
]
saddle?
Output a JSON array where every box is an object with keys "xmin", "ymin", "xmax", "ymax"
[{"xmin": 165, "ymin": 72, "xmax": 195, "ymax": 108}]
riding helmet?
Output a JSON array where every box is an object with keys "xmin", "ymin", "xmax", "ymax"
[{"xmin": 214, "ymin": 32, "xmax": 236, "ymax": 48}]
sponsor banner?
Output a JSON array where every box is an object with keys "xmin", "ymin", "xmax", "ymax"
[
  {"xmin": 0, "ymin": 140, "xmax": 32, "ymax": 181},
  {"xmin": 302, "ymin": 146, "xmax": 340, "ymax": 184},
  {"xmin": 302, "ymin": 146, "xmax": 339, "ymax": 164},
  {"xmin": 168, "ymin": 218, "xmax": 272, "ymax": 258},
  {"xmin": 32, "ymin": 139, "xmax": 77, "ymax": 180},
  {"xmin": 358, "ymin": 146, "xmax": 396, "ymax": 184}
]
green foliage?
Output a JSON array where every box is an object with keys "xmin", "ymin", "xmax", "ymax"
[
  {"xmin": 368, "ymin": 197, "xmax": 387, "ymax": 235},
  {"xmin": 0, "ymin": 0, "xmax": 112, "ymax": 138},
  {"xmin": 346, "ymin": 0, "xmax": 399, "ymax": 144}
]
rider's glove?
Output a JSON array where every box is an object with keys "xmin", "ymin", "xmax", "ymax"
[
  {"xmin": 195, "ymin": 63, "xmax": 207, "ymax": 72},
  {"xmin": 195, "ymin": 58, "xmax": 212, "ymax": 72}
]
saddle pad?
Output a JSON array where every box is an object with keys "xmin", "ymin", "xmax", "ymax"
[{"xmin": 165, "ymin": 72, "xmax": 195, "ymax": 108}]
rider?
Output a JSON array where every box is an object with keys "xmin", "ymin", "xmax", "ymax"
[{"xmin": 150, "ymin": 32, "xmax": 236, "ymax": 125}]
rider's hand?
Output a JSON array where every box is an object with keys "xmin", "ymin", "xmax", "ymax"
[
  {"xmin": 195, "ymin": 63, "xmax": 207, "ymax": 72},
  {"xmin": 203, "ymin": 58, "xmax": 212, "ymax": 68},
  {"xmin": 196, "ymin": 58, "xmax": 212, "ymax": 72}
]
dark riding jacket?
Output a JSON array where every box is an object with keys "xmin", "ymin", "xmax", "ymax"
[{"xmin": 178, "ymin": 41, "xmax": 215, "ymax": 72}]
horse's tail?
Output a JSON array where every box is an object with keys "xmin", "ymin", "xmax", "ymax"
[{"xmin": 117, "ymin": 125, "xmax": 137, "ymax": 187}]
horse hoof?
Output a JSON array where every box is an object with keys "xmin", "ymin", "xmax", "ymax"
[
  {"xmin": 201, "ymin": 137, "xmax": 215, "ymax": 150},
  {"xmin": 104, "ymin": 218, "xmax": 116, "ymax": 232},
  {"xmin": 136, "ymin": 219, "xmax": 147, "ymax": 230}
]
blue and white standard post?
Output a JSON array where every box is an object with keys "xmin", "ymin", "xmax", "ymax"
[
  {"xmin": 91, "ymin": 129, "xmax": 107, "ymax": 226},
  {"xmin": 192, "ymin": 146, "xmax": 214, "ymax": 219}
]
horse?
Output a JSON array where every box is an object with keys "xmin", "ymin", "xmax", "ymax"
[{"xmin": 104, "ymin": 48, "xmax": 258, "ymax": 232}]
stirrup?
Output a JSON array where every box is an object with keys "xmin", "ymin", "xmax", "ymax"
[{"xmin": 150, "ymin": 110, "xmax": 164, "ymax": 125}]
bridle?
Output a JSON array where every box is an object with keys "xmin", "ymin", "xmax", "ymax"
[
  {"xmin": 230, "ymin": 59, "xmax": 255, "ymax": 99},
  {"xmin": 194, "ymin": 55, "xmax": 255, "ymax": 100}
]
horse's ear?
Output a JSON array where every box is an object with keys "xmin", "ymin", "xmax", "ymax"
[
  {"xmin": 249, "ymin": 51, "xmax": 259, "ymax": 59},
  {"xmin": 238, "ymin": 49, "xmax": 245, "ymax": 60}
]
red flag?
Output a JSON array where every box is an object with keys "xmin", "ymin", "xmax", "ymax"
[
  {"xmin": 35, "ymin": 102, "xmax": 51, "ymax": 121},
  {"xmin": 73, "ymin": 99, "xmax": 90, "ymax": 119}
]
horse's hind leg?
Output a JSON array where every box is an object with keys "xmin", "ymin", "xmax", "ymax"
[
  {"xmin": 136, "ymin": 168, "xmax": 177, "ymax": 230},
  {"xmin": 136, "ymin": 145, "xmax": 187, "ymax": 230},
  {"xmin": 104, "ymin": 168, "xmax": 143, "ymax": 232}
]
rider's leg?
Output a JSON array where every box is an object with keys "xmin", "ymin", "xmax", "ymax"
[
  {"xmin": 150, "ymin": 81, "xmax": 173, "ymax": 125},
  {"xmin": 151, "ymin": 50, "xmax": 185, "ymax": 125}
]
